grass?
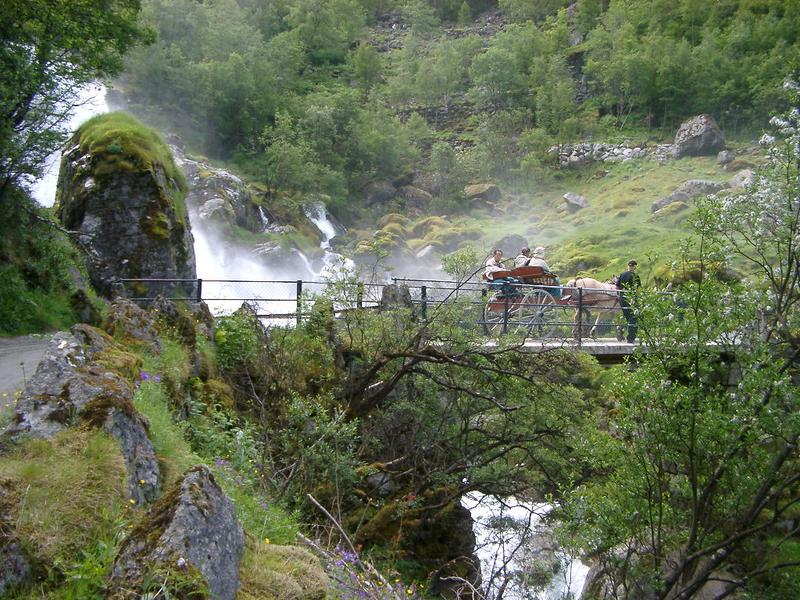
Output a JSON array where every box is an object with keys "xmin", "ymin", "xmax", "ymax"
[
  {"xmin": 237, "ymin": 537, "xmax": 329, "ymax": 600},
  {"xmin": 0, "ymin": 429, "xmax": 128, "ymax": 565}
]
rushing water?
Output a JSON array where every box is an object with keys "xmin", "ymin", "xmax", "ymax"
[
  {"xmin": 303, "ymin": 201, "xmax": 355, "ymax": 279},
  {"xmin": 463, "ymin": 493, "xmax": 589, "ymax": 600}
]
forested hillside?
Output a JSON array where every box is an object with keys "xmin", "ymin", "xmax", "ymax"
[{"xmin": 119, "ymin": 0, "xmax": 798, "ymax": 218}]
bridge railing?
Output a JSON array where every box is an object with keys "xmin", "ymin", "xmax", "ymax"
[{"xmin": 114, "ymin": 277, "xmax": 638, "ymax": 343}]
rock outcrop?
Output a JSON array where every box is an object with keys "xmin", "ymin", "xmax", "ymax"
[
  {"xmin": 55, "ymin": 113, "xmax": 196, "ymax": 298},
  {"xmin": 673, "ymin": 114, "xmax": 726, "ymax": 158},
  {"xmin": 3, "ymin": 324, "xmax": 161, "ymax": 506},
  {"xmin": 171, "ymin": 142, "xmax": 267, "ymax": 234},
  {"xmin": 651, "ymin": 179, "xmax": 727, "ymax": 212},
  {"xmin": 110, "ymin": 466, "xmax": 245, "ymax": 600}
]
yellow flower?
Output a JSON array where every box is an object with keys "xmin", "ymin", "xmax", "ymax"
[
  {"xmin": 129, "ymin": 499, "xmax": 136, "ymax": 504},
  {"xmin": 407, "ymin": 590, "xmax": 413, "ymax": 596},
  {"xmin": 264, "ymin": 537, "xmax": 270, "ymax": 545},
  {"xmin": 2, "ymin": 393, "xmax": 6, "ymax": 397},
  {"xmin": 139, "ymin": 479, "xmax": 145, "ymax": 485}
]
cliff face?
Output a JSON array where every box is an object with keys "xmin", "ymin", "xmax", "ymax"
[{"xmin": 55, "ymin": 112, "xmax": 196, "ymax": 298}]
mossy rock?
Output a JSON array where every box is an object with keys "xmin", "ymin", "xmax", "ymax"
[
  {"xmin": 406, "ymin": 238, "xmax": 429, "ymax": 252},
  {"xmin": 408, "ymin": 216, "xmax": 448, "ymax": 238},
  {"xmin": 238, "ymin": 538, "xmax": 328, "ymax": 600},
  {"xmin": 93, "ymin": 347, "xmax": 143, "ymax": 382},
  {"xmin": 70, "ymin": 112, "xmax": 187, "ymax": 226},
  {"xmin": 378, "ymin": 213, "xmax": 410, "ymax": 228},
  {"xmin": 380, "ymin": 222, "xmax": 408, "ymax": 238}
]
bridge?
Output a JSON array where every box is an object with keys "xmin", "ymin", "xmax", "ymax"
[{"xmin": 115, "ymin": 277, "xmax": 645, "ymax": 364}]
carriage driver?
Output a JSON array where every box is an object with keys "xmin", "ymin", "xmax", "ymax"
[{"xmin": 485, "ymin": 249, "xmax": 507, "ymax": 279}]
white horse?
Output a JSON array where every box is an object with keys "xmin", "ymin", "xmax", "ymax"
[{"xmin": 563, "ymin": 277, "xmax": 621, "ymax": 339}]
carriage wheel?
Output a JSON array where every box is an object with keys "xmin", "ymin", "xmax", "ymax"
[
  {"xmin": 518, "ymin": 290, "xmax": 559, "ymax": 338},
  {"xmin": 482, "ymin": 293, "xmax": 524, "ymax": 335}
]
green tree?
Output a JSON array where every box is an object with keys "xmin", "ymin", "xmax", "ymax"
[
  {"xmin": 0, "ymin": 0, "xmax": 152, "ymax": 198},
  {"xmin": 351, "ymin": 42, "xmax": 383, "ymax": 94}
]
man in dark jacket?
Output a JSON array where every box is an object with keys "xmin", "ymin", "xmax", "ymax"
[{"xmin": 617, "ymin": 260, "xmax": 641, "ymax": 343}]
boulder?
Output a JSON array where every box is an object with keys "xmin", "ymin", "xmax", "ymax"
[
  {"xmin": 379, "ymin": 284, "xmax": 414, "ymax": 310},
  {"xmin": 493, "ymin": 234, "xmax": 529, "ymax": 256},
  {"xmin": 729, "ymin": 168, "xmax": 755, "ymax": 189},
  {"xmin": 55, "ymin": 113, "xmax": 196, "ymax": 298},
  {"xmin": 673, "ymin": 114, "xmax": 726, "ymax": 158},
  {"xmin": 110, "ymin": 466, "xmax": 245, "ymax": 600},
  {"xmin": 464, "ymin": 183, "xmax": 502, "ymax": 202},
  {"xmin": 364, "ymin": 180, "xmax": 397, "ymax": 206},
  {"xmin": 563, "ymin": 191, "xmax": 588, "ymax": 212},
  {"xmin": 717, "ymin": 149, "xmax": 735, "ymax": 165}
]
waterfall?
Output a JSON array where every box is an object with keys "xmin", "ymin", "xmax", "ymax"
[
  {"xmin": 303, "ymin": 201, "xmax": 355, "ymax": 279},
  {"xmin": 32, "ymin": 84, "xmax": 109, "ymax": 207},
  {"xmin": 257, "ymin": 206, "xmax": 269, "ymax": 231},
  {"xmin": 463, "ymin": 494, "xmax": 588, "ymax": 600}
]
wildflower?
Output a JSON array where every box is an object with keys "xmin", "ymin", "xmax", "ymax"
[
  {"xmin": 129, "ymin": 499, "xmax": 136, "ymax": 504},
  {"xmin": 264, "ymin": 537, "xmax": 270, "ymax": 544},
  {"xmin": 139, "ymin": 479, "xmax": 145, "ymax": 485},
  {"xmin": 153, "ymin": 374, "xmax": 161, "ymax": 383},
  {"xmin": 139, "ymin": 371, "xmax": 151, "ymax": 381}
]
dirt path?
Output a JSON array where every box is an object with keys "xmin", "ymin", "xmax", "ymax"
[{"xmin": 0, "ymin": 334, "xmax": 52, "ymax": 411}]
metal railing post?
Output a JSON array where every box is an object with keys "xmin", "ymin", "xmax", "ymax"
[
  {"xmin": 481, "ymin": 288, "xmax": 488, "ymax": 335},
  {"xmin": 502, "ymin": 292, "xmax": 509, "ymax": 334},
  {"xmin": 577, "ymin": 287, "xmax": 583, "ymax": 348},
  {"xmin": 296, "ymin": 280, "xmax": 303, "ymax": 325},
  {"xmin": 196, "ymin": 278, "xmax": 203, "ymax": 303},
  {"xmin": 357, "ymin": 283, "xmax": 364, "ymax": 309},
  {"xmin": 421, "ymin": 285, "xmax": 427, "ymax": 320}
]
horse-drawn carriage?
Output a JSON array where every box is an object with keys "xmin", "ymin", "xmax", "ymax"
[{"xmin": 482, "ymin": 267, "xmax": 623, "ymax": 339}]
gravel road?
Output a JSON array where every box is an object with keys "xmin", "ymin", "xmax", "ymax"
[{"xmin": 0, "ymin": 334, "xmax": 52, "ymax": 412}]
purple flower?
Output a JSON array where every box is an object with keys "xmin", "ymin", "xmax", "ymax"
[
  {"xmin": 153, "ymin": 374, "xmax": 161, "ymax": 382},
  {"xmin": 139, "ymin": 371, "xmax": 151, "ymax": 381}
]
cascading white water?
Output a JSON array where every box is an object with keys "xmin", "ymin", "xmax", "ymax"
[
  {"xmin": 303, "ymin": 201, "xmax": 355, "ymax": 279},
  {"xmin": 32, "ymin": 84, "xmax": 109, "ymax": 207},
  {"xmin": 257, "ymin": 206, "xmax": 269, "ymax": 231},
  {"xmin": 463, "ymin": 493, "xmax": 588, "ymax": 600}
]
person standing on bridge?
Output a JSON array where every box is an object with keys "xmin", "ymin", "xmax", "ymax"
[{"xmin": 616, "ymin": 260, "xmax": 641, "ymax": 343}]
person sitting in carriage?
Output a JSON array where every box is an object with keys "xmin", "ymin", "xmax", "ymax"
[
  {"xmin": 514, "ymin": 247, "xmax": 532, "ymax": 268},
  {"xmin": 525, "ymin": 247, "xmax": 562, "ymax": 298}
]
